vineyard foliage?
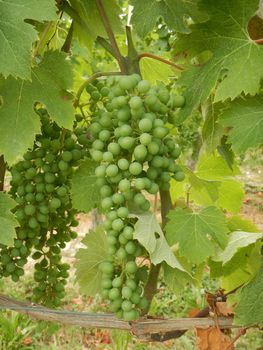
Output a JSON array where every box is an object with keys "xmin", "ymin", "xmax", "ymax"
[{"xmin": 0, "ymin": 0, "xmax": 262, "ymax": 328}]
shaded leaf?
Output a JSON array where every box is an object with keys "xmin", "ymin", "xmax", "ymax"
[
  {"xmin": 0, "ymin": 51, "xmax": 75, "ymax": 165},
  {"xmin": 75, "ymin": 227, "xmax": 109, "ymax": 296},
  {"xmin": 0, "ymin": 0, "xmax": 56, "ymax": 79},
  {"xmin": 70, "ymin": 158, "xmax": 100, "ymax": 213},
  {"xmin": 0, "ymin": 192, "xmax": 20, "ymax": 246},
  {"xmin": 219, "ymin": 95, "xmax": 263, "ymax": 153}
]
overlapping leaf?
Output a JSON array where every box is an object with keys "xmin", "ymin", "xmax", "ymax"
[
  {"xmin": 175, "ymin": 0, "xmax": 263, "ymax": 123},
  {"xmin": 130, "ymin": 0, "xmax": 206, "ymax": 37},
  {"xmin": 166, "ymin": 206, "xmax": 229, "ymax": 264},
  {"xmin": 0, "ymin": 0, "xmax": 57, "ymax": 79},
  {"xmin": 133, "ymin": 212, "xmax": 186, "ymax": 270},
  {"xmin": 234, "ymin": 261, "xmax": 263, "ymax": 326},
  {"xmin": 219, "ymin": 95, "xmax": 263, "ymax": 153},
  {"xmin": 0, "ymin": 192, "xmax": 19, "ymax": 246},
  {"xmin": 75, "ymin": 227, "xmax": 109, "ymax": 296},
  {"xmin": 0, "ymin": 51, "xmax": 75, "ymax": 165},
  {"xmin": 70, "ymin": 158, "xmax": 100, "ymax": 213}
]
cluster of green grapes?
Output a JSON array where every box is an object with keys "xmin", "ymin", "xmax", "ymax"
[
  {"xmin": 87, "ymin": 74, "xmax": 185, "ymax": 320},
  {"xmin": 0, "ymin": 109, "xmax": 88, "ymax": 307}
]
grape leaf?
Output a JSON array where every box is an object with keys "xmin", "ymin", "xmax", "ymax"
[
  {"xmin": 214, "ymin": 231, "xmax": 263, "ymax": 265},
  {"xmin": 69, "ymin": 0, "xmax": 122, "ymax": 47},
  {"xmin": 219, "ymin": 95, "xmax": 263, "ymax": 153},
  {"xmin": 140, "ymin": 57, "xmax": 174, "ymax": 84},
  {"xmin": 75, "ymin": 227, "xmax": 109, "ymax": 296},
  {"xmin": 70, "ymin": 158, "xmax": 100, "ymax": 213},
  {"xmin": 166, "ymin": 207, "xmax": 229, "ymax": 264},
  {"xmin": 130, "ymin": 0, "xmax": 206, "ymax": 37},
  {"xmin": 0, "ymin": 0, "xmax": 57, "ymax": 79},
  {"xmin": 0, "ymin": 51, "xmax": 75, "ymax": 165},
  {"xmin": 234, "ymin": 260, "xmax": 263, "ymax": 326},
  {"xmin": 133, "ymin": 212, "xmax": 186, "ymax": 270},
  {"xmin": 196, "ymin": 153, "xmax": 239, "ymax": 180},
  {"xmin": 163, "ymin": 262, "xmax": 194, "ymax": 294},
  {"xmin": 0, "ymin": 192, "xmax": 19, "ymax": 246},
  {"xmin": 175, "ymin": 0, "xmax": 263, "ymax": 122},
  {"xmin": 217, "ymin": 180, "xmax": 244, "ymax": 214},
  {"xmin": 227, "ymin": 215, "xmax": 260, "ymax": 233}
]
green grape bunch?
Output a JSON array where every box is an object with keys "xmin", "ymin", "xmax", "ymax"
[
  {"xmin": 0, "ymin": 109, "xmax": 88, "ymax": 307},
  {"xmin": 86, "ymin": 74, "xmax": 185, "ymax": 320}
]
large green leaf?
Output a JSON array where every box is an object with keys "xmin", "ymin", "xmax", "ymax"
[
  {"xmin": 227, "ymin": 215, "xmax": 260, "ymax": 233},
  {"xmin": 0, "ymin": 51, "xmax": 75, "ymax": 165},
  {"xmin": 163, "ymin": 262, "xmax": 194, "ymax": 294},
  {"xmin": 70, "ymin": 158, "xmax": 100, "ymax": 213},
  {"xmin": 219, "ymin": 95, "xmax": 263, "ymax": 153},
  {"xmin": 234, "ymin": 261, "xmax": 263, "ymax": 326},
  {"xmin": 130, "ymin": 0, "xmax": 205, "ymax": 37},
  {"xmin": 0, "ymin": 192, "xmax": 19, "ymax": 246},
  {"xmin": 140, "ymin": 58, "xmax": 174, "ymax": 84},
  {"xmin": 75, "ymin": 227, "xmax": 109, "ymax": 296},
  {"xmin": 166, "ymin": 206, "xmax": 228, "ymax": 264},
  {"xmin": 0, "ymin": 0, "xmax": 56, "ymax": 79},
  {"xmin": 133, "ymin": 212, "xmax": 186, "ymax": 270},
  {"xmin": 214, "ymin": 231, "xmax": 263, "ymax": 265},
  {"xmin": 69, "ymin": 0, "xmax": 122, "ymax": 47},
  {"xmin": 217, "ymin": 180, "xmax": 244, "ymax": 214},
  {"xmin": 175, "ymin": 0, "xmax": 263, "ymax": 122}
]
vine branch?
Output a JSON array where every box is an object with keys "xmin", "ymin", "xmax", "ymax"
[
  {"xmin": 0, "ymin": 155, "xmax": 6, "ymax": 191},
  {"xmin": 74, "ymin": 71, "xmax": 121, "ymax": 108},
  {"xmin": 138, "ymin": 53, "xmax": 184, "ymax": 71},
  {"xmin": 95, "ymin": 0, "xmax": 126, "ymax": 73}
]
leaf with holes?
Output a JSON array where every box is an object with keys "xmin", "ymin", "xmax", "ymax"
[{"xmin": 175, "ymin": 0, "xmax": 263, "ymax": 123}]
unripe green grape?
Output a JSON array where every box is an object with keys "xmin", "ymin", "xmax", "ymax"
[
  {"xmin": 118, "ymin": 137, "xmax": 135, "ymax": 150},
  {"xmin": 50, "ymin": 198, "xmax": 61, "ymax": 209},
  {"xmin": 174, "ymin": 171, "xmax": 185, "ymax": 181},
  {"xmin": 106, "ymin": 210, "xmax": 118, "ymax": 221},
  {"xmin": 145, "ymin": 94, "xmax": 158, "ymax": 107},
  {"xmin": 129, "ymin": 162, "xmax": 142, "ymax": 176},
  {"xmin": 140, "ymin": 200, "xmax": 151, "ymax": 212},
  {"xmin": 100, "ymin": 185, "xmax": 113, "ymax": 198},
  {"xmin": 106, "ymin": 164, "xmax": 118, "ymax": 177},
  {"xmin": 133, "ymin": 145, "xmax": 147, "ymax": 161},
  {"xmin": 117, "ymin": 108, "xmax": 131, "ymax": 122},
  {"xmin": 99, "ymin": 130, "xmax": 111, "ymax": 142},
  {"xmin": 119, "ymin": 125, "xmax": 132, "ymax": 137},
  {"xmin": 109, "ymin": 288, "xmax": 121, "ymax": 300},
  {"xmin": 139, "ymin": 133, "xmax": 152, "ymax": 146},
  {"xmin": 109, "ymin": 299, "xmax": 122, "ymax": 312},
  {"xmin": 134, "ymin": 193, "xmax": 146, "ymax": 206},
  {"xmin": 24, "ymin": 204, "xmax": 36, "ymax": 216},
  {"xmin": 92, "ymin": 139, "xmax": 104, "ymax": 151},
  {"xmin": 112, "ymin": 218, "xmax": 124, "ymax": 231},
  {"xmin": 117, "ymin": 158, "xmax": 129, "ymax": 171},
  {"xmin": 102, "ymin": 151, "xmax": 113, "ymax": 162},
  {"xmin": 139, "ymin": 118, "xmax": 152, "ymax": 132},
  {"xmin": 112, "ymin": 276, "xmax": 122, "ymax": 288},
  {"xmin": 151, "ymin": 155, "xmax": 164, "ymax": 168},
  {"xmin": 172, "ymin": 95, "xmax": 185, "ymax": 108},
  {"xmin": 137, "ymin": 80, "xmax": 150, "ymax": 93},
  {"xmin": 125, "ymin": 261, "xmax": 137, "ymax": 274},
  {"xmin": 121, "ymin": 300, "xmax": 133, "ymax": 312},
  {"xmin": 102, "ymin": 278, "xmax": 112, "ymax": 289},
  {"xmin": 147, "ymin": 142, "xmax": 159, "ymax": 155},
  {"xmin": 101, "ymin": 197, "xmax": 113, "ymax": 210},
  {"xmin": 116, "ymin": 247, "xmax": 127, "ymax": 260},
  {"xmin": 91, "ymin": 150, "xmax": 103, "ymax": 162},
  {"xmin": 148, "ymin": 182, "xmax": 159, "ymax": 195},
  {"xmin": 108, "ymin": 142, "xmax": 121, "ymax": 156},
  {"xmin": 45, "ymin": 184, "xmax": 55, "ymax": 193},
  {"xmin": 117, "ymin": 207, "xmax": 129, "ymax": 218},
  {"xmin": 95, "ymin": 165, "xmax": 106, "ymax": 177},
  {"xmin": 129, "ymin": 96, "xmax": 142, "ymax": 110},
  {"xmin": 58, "ymin": 160, "xmax": 69, "ymax": 171},
  {"xmin": 118, "ymin": 179, "xmax": 130, "ymax": 192},
  {"xmin": 112, "ymin": 193, "xmax": 124, "ymax": 205},
  {"xmin": 28, "ymin": 217, "xmax": 39, "ymax": 229},
  {"xmin": 153, "ymin": 127, "xmax": 169, "ymax": 138},
  {"xmin": 125, "ymin": 241, "xmax": 137, "ymax": 255},
  {"xmin": 123, "ymin": 309, "xmax": 139, "ymax": 321},
  {"xmin": 131, "ymin": 292, "xmax": 141, "ymax": 304},
  {"xmin": 123, "ymin": 226, "xmax": 134, "ymax": 240}
]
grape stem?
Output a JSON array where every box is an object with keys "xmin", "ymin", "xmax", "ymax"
[
  {"xmin": 74, "ymin": 71, "xmax": 121, "ymax": 108},
  {"xmin": 61, "ymin": 21, "xmax": 74, "ymax": 53},
  {"xmin": 95, "ymin": 0, "xmax": 127, "ymax": 73},
  {"xmin": 138, "ymin": 52, "xmax": 184, "ymax": 71},
  {"xmin": 0, "ymin": 155, "xmax": 6, "ymax": 191},
  {"xmin": 142, "ymin": 190, "xmax": 173, "ymax": 314}
]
